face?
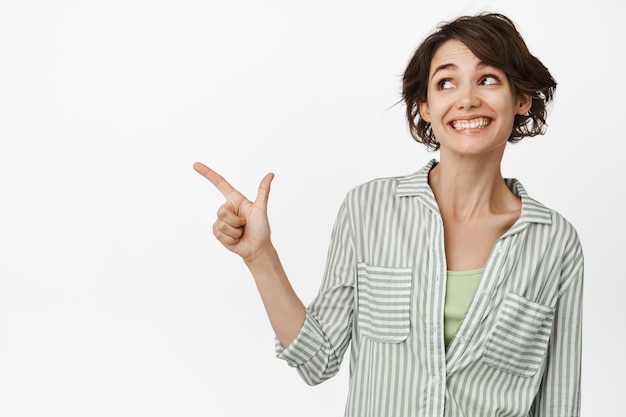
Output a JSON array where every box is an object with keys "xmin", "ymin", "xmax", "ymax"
[{"xmin": 419, "ymin": 39, "xmax": 531, "ymax": 160}]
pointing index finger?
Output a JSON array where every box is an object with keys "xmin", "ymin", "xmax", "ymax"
[{"xmin": 193, "ymin": 162, "xmax": 236, "ymax": 197}]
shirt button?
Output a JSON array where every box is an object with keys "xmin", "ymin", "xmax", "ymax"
[
  {"xmin": 457, "ymin": 336, "xmax": 466, "ymax": 344},
  {"xmin": 432, "ymin": 376, "xmax": 440, "ymax": 384}
]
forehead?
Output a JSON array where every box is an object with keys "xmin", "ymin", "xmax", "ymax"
[{"xmin": 429, "ymin": 39, "xmax": 481, "ymax": 76}]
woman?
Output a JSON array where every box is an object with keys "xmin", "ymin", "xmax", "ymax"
[{"xmin": 194, "ymin": 12, "xmax": 583, "ymax": 417}]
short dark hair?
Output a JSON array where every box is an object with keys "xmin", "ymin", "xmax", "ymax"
[{"xmin": 402, "ymin": 13, "xmax": 557, "ymax": 150}]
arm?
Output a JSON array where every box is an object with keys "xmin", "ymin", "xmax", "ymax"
[
  {"xmin": 193, "ymin": 162, "xmax": 305, "ymax": 347},
  {"xmin": 276, "ymin": 198, "xmax": 355, "ymax": 385},
  {"xmin": 531, "ymin": 233, "xmax": 584, "ymax": 417}
]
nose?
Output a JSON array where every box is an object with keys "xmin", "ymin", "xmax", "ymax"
[{"xmin": 456, "ymin": 85, "xmax": 481, "ymax": 109}]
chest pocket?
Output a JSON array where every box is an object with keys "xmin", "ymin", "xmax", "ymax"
[
  {"xmin": 356, "ymin": 263, "xmax": 413, "ymax": 343},
  {"xmin": 482, "ymin": 292, "xmax": 556, "ymax": 377}
]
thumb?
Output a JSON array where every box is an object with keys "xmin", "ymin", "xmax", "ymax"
[{"xmin": 254, "ymin": 173, "xmax": 274, "ymax": 209}]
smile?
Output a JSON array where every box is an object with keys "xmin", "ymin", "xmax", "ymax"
[{"xmin": 450, "ymin": 117, "xmax": 491, "ymax": 130}]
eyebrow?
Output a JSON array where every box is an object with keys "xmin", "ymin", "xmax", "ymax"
[
  {"xmin": 431, "ymin": 63, "xmax": 456, "ymax": 78},
  {"xmin": 430, "ymin": 61, "xmax": 490, "ymax": 79}
]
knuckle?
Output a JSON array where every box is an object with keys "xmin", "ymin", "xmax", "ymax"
[
  {"xmin": 216, "ymin": 205, "xmax": 228, "ymax": 218},
  {"xmin": 214, "ymin": 220, "xmax": 227, "ymax": 233}
]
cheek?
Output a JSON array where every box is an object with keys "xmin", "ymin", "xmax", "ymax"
[
  {"xmin": 492, "ymin": 97, "xmax": 518, "ymax": 120},
  {"xmin": 420, "ymin": 99, "xmax": 450, "ymax": 123}
]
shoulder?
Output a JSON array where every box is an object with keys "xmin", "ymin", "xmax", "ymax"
[
  {"xmin": 508, "ymin": 179, "xmax": 584, "ymax": 291},
  {"xmin": 346, "ymin": 175, "xmax": 404, "ymax": 200},
  {"xmin": 344, "ymin": 159, "xmax": 437, "ymax": 204},
  {"xmin": 511, "ymin": 178, "xmax": 583, "ymax": 256},
  {"xmin": 549, "ymin": 208, "xmax": 584, "ymax": 260},
  {"xmin": 538, "ymin": 206, "xmax": 585, "ymax": 293}
]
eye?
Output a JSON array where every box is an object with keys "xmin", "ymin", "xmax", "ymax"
[
  {"xmin": 480, "ymin": 75, "xmax": 500, "ymax": 86},
  {"xmin": 437, "ymin": 78, "xmax": 454, "ymax": 90}
]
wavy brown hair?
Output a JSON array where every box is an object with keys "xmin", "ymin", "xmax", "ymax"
[{"xmin": 402, "ymin": 13, "xmax": 557, "ymax": 150}]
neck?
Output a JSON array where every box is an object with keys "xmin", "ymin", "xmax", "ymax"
[{"xmin": 429, "ymin": 155, "xmax": 518, "ymax": 221}]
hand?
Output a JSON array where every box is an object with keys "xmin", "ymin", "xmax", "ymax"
[{"xmin": 193, "ymin": 162, "xmax": 274, "ymax": 262}]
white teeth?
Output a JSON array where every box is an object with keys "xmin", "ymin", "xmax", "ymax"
[{"xmin": 452, "ymin": 118, "xmax": 491, "ymax": 130}]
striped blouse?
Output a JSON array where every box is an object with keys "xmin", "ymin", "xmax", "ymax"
[{"xmin": 276, "ymin": 159, "xmax": 584, "ymax": 417}]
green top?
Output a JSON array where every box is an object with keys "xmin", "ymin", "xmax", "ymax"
[{"xmin": 444, "ymin": 268, "xmax": 484, "ymax": 347}]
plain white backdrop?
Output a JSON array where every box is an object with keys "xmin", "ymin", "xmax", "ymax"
[{"xmin": 0, "ymin": 0, "xmax": 622, "ymax": 415}]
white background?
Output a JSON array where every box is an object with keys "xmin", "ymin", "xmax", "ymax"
[{"xmin": 0, "ymin": 0, "xmax": 622, "ymax": 415}]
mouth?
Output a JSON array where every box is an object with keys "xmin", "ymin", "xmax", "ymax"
[{"xmin": 450, "ymin": 117, "xmax": 492, "ymax": 131}]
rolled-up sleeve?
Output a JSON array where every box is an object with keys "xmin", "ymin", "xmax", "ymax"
[{"xmin": 275, "ymin": 197, "xmax": 355, "ymax": 386}]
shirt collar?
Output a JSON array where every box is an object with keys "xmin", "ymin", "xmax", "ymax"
[{"xmin": 395, "ymin": 159, "xmax": 552, "ymax": 226}]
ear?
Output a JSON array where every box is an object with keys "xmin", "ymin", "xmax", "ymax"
[
  {"xmin": 516, "ymin": 94, "xmax": 532, "ymax": 115},
  {"xmin": 419, "ymin": 100, "xmax": 431, "ymax": 122}
]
